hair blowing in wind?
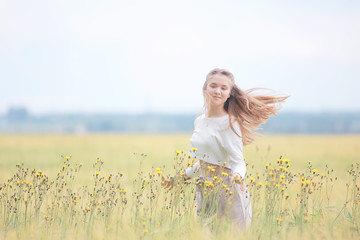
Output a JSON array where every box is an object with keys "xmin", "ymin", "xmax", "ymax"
[{"xmin": 204, "ymin": 68, "xmax": 290, "ymax": 146}]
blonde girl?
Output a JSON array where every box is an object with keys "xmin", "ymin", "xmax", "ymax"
[{"xmin": 164, "ymin": 68, "xmax": 289, "ymax": 230}]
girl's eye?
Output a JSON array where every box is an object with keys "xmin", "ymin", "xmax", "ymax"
[{"xmin": 222, "ymin": 88, "xmax": 227, "ymax": 91}]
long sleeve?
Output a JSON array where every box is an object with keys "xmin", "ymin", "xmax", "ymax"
[
  {"xmin": 185, "ymin": 161, "xmax": 201, "ymax": 178},
  {"xmin": 223, "ymin": 122, "xmax": 246, "ymax": 179}
]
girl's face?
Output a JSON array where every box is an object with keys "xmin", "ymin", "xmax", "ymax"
[{"xmin": 205, "ymin": 74, "xmax": 232, "ymax": 108}]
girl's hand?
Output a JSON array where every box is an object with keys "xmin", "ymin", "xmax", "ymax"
[
  {"xmin": 162, "ymin": 176, "xmax": 175, "ymax": 190},
  {"xmin": 232, "ymin": 172, "xmax": 245, "ymax": 191},
  {"xmin": 162, "ymin": 174, "xmax": 190, "ymax": 191}
]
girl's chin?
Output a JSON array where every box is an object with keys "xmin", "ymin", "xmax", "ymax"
[{"xmin": 209, "ymin": 101, "xmax": 224, "ymax": 107}]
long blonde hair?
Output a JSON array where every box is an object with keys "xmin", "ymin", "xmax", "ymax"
[{"xmin": 203, "ymin": 68, "xmax": 289, "ymax": 145}]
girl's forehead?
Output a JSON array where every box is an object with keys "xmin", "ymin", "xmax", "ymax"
[{"xmin": 207, "ymin": 74, "xmax": 233, "ymax": 86}]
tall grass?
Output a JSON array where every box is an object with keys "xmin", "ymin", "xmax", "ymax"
[{"xmin": 0, "ymin": 134, "xmax": 359, "ymax": 239}]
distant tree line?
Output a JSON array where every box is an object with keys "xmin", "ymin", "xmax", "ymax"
[{"xmin": 0, "ymin": 107, "xmax": 359, "ymax": 134}]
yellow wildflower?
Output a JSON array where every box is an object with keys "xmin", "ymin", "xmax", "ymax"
[{"xmin": 234, "ymin": 177, "xmax": 242, "ymax": 183}]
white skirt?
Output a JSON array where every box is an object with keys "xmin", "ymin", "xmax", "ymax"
[{"xmin": 195, "ymin": 174, "xmax": 252, "ymax": 230}]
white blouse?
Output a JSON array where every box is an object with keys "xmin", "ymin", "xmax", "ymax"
[{"xmin": 185, "ymin": 113, "xmax": 246, "ymax": 179}]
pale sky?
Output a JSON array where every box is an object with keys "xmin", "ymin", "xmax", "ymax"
[{"xmin": 1, "ymin": 0, "xmax": 359, "ymax": 114}]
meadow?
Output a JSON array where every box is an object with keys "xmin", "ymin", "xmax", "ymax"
[{"xmin": 0, "ymin": 134, "xmax": 360, "ymax": 239}]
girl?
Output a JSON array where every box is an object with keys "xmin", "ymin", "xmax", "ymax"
[{"xmin": 164, "ymin": 68, "xmax": 289, "ymax": 230}]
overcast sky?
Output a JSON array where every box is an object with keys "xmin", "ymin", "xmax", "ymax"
[{"xmin": 1, "ymin": 0, "xmax": 359, "ymax": 115}]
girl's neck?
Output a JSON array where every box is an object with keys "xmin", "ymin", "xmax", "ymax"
[{"xmin": 206, "ymin": 105, "xmax": 228, "ymax": 118}]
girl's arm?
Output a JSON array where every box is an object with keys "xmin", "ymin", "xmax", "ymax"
[{"xmin": 223, "ymin": 122, "xmax": 247, "ymax": 188}]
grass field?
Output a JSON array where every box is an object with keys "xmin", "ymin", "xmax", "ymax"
[{"xmin": 0, "ymin": 134, "xmax": 360, "ymax": 239}]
